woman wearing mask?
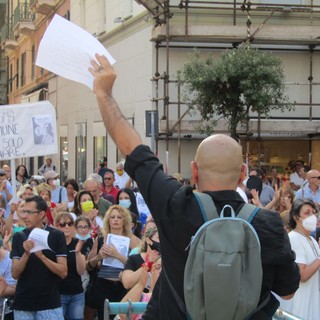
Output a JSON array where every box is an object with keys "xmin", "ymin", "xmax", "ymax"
[
  {"xmin": 121, "ymin": 227, "xmax": 160, "ymax": 290},
  {"xmin": 72, "ymin": 190, "xmax": 102, "ymax": 238},
  {"xmin": 74, "ymin": 216, "xmax": 94, "ymax": 257},
  {"xmin": 283, "ymin": 199, "xmax": 320, "ymax": 320},
  {"xmin": 116, "ymin": 188, "xmax": 139, "ymax": 218},
  {"xmin": 44, "ymin": 170, "xmax": 68, "ymax": 212},
  {"xmin": 74, "ymin": 216, "xmax": 94, "ymax": 295},
  {"xmin": 116, "ymin": 256, "xmax": 162, "ymax": 320},
  {"xmin": 74, "ymin": 216, "xmax": 96, "ymax": 320}
]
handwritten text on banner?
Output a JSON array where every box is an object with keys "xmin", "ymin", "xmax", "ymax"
[{"xmin": 0, "ymin": 101, "xmax": 58, "ymax": 160}]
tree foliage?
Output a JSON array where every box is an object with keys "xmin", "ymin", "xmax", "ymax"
[{"xmin": 177, "ymin": 45, "xmax": 292, "ymax": 138}]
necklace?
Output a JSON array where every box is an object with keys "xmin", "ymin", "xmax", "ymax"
[{"xmin": 294, "ymin": 228, "xmax": 320, "ymax": 258}]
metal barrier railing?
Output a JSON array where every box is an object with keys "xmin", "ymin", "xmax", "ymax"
[
  {"xmin": 273, "ymin": 308, "xmax": 304, "ymax": 320},
  {"xmin": 103, "ymin": 301, "xmax": 303, "ymax": 320},
  {"xmin": 104, "ymin": 300, "xmax": 148, "ymax": 320}
]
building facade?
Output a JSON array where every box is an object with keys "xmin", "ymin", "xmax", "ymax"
[
  {"xmin": 1, "ymin": 0, "xmax": 70, "ymax": 175},
  {"xmin": 1, "ymin": 0, "xmax": 320, "ymax": 182}
]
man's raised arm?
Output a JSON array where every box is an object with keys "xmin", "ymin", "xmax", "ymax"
[{"xmin": 89, "ymin": 54, "xmax": 142, "ymax": 156}]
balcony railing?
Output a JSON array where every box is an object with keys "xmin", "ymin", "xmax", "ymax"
[
  {"xmin": 3, "ymin": 16, "xmax": 18, "ymax": 50},
  {"xmin": 12, "ymin": 2, "xmax": 35, "ymax": 36},
  {"xmin": 13, "ymin": 2, "xmax": 35, "ymax": 26}
]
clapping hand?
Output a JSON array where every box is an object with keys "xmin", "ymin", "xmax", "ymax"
[{"xmin": 75, "ymin": 239, "xmax": 84, "ymax": 253}]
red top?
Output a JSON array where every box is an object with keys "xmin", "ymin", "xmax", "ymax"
[
  {"xmin": 46, "ymin": 201, "xmax": 56, "ymax": 225},
  {"xmin": 102, "ymin": 186, "xmax": 119, "ymax": 201}
]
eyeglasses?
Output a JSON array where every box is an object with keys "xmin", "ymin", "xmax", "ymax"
[
  {"xmin": 22, "ymin": 210, "xmax": 40, "ymax": 214},
  {"xmin": 104, "ymin": 177, "xmax": 112, "ymax": 180},
  {"xmin": 58, "ymin": 221, "xmax": 74, "ymax": 228},
  {"xmin": 76, "ymin": 225, "xmax": 89, "ymax": 230},
  {"xmin": 311, "ymin": 176, "xmax": 320, "ymax": 180}
]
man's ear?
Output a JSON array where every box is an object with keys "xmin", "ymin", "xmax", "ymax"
[
  {"xmin": 238, "ymin": 164, "xmax": 247, "ymax": 184},
  {"xmin": 39, "ymin": 210, "xmax": 46, "ymax": 221},
  {"xmin": 191, "ymin": 161, "xmax": 199, "ymax": 185}
]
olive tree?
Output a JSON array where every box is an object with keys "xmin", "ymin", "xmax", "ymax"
[{"xmin": 177, "ymin": 45, "xmax": 292, "ymax": 139}]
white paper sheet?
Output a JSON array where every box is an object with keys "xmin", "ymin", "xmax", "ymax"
[
  {"xmin": 28, "ymin": 228, "xmax": 52, "ymax": 253},
  {"xmin": 35, "ymin": 14, "xmax": 115, "ymax": 90},
  {"xmin": 102, "ymin": 234, "xmax": 130, "ymax": 269}
]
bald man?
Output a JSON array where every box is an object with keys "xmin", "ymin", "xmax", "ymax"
[
  {"xmin": 295, "ymin": 169, "xmax": 320, "ymax": 207},
  {"xmin": 89, "ymin": 54, "xmax": 299, "ymax": 320}
]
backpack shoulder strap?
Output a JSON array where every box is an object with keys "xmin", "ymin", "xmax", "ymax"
[
  {"xmin": 193, "ymin": 192, "xmax": 219, "ymax": 222},
  {"xmin": 237, "ymin": 203, "xmax": 261, "ymax": 223},
  {"xmin": 59, "ymin": 187, "xmax": 62, "ymax": 203}
]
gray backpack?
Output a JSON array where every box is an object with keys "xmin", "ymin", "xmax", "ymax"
[{"xmin": 184, "ymin": 192, "xmax": 263, "ymax": 320}]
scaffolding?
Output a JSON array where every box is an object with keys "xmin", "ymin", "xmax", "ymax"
[{"xmin": 136, "ymin": 0, "xmax": 320, "ymax": 171}]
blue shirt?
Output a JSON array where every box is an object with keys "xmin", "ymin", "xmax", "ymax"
[
  {"xmin": 295, "ymin": 184, "xmax": 320, "ymax": 203},
  {"xmin": 51, "ymin": 186, "xmax": 67, "ymax": 204},
  {"xmin": 260, "ymin": 184, "xmax": 275, "ymax": 207}
]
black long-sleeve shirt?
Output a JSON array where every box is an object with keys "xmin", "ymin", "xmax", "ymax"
[{"xmin": 125, "ymin": 145, "xmax": 300, "ymax": 320}]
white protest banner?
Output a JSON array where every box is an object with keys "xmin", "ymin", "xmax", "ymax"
[
  {"xmin": 0, "ymin": 101, "xmax": 58, "ymax": 161},
  {"xmin": 35, "ymin": 14, "xmax": 116, "ymax": 90}
]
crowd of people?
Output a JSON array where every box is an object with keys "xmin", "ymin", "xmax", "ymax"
[
  {"xmin": 0, "ymin": 158, "xmax": 158, "ymax": 320},
  {"xmin": 236, "ymin": 162, "xmax": 320, "ymax": 319},
  {"xmin": 0, "ymin": 53, "xmax": 318, "ymax": 320},
  {"xmin": 1, "ymin": 153, "xmax": 316, "ymax": 320}
]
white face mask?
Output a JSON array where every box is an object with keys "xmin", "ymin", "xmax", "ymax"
[
  {"xmin": 119, "ymin": 199, "xmax": 131, "ymax": 209},
  {"xmin": 51, "ymin": 179, "xmax": 60, "ymax": 187},
  {"xmin": 300, "ymin": 214, "xmax": 317, "ymax": 232}
]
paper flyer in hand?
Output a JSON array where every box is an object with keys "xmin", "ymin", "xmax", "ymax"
[
  {"xmin": 102, "ymin": 234, "xmax": 130, "ymax": 269},
  {"xmin": 35, "ymin": 14, "xmax": 116, "ymax": 90},
  {"xmin": 28, "ymin": 228, "xmax": 52, "ymax": 253}
]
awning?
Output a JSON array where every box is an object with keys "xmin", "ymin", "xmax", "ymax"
[{"xmin": 21, "ymin": 88, "xmax": 47, "ymax": 103}]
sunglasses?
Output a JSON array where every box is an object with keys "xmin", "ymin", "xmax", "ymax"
[
  {"xmin": 58, "ymin": 221, "xmax": 74, "ymax": 228},
  {"xmin": 0, "ymin": 174, "xmax": 5, "ymax": 177},
  {"xmin": 104, "ymin": 177, "xmax": 112, "ymax": 180},
  {"xmin": 311, "ymin": 176, "xmax": 320, "ymax": 180}
]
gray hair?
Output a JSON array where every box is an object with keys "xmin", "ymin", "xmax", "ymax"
[
  {"xmin": 83, "ymin": 177, "xmax": 99, "ymax": 188},
  {"xmin": 116, "ymin": 162, "xmax": 124, "ymax": 169},
  {"xmin": 87, "ymin": 173, "xmax": 103, "ymax": 184}
]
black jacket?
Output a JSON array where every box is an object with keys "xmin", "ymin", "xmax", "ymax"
[{"xmin": 125, "ymin": 145, "xmax": 300, "ymax": 320}]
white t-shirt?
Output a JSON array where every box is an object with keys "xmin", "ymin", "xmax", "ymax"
[
  {"xmin": 114, "ymin": 172, "xmax": 130, "ymax": 189},
  {"xmin": 283, "ymin": 231, "xmax": 320, "ymax": 320},
  {"xmin": 135, "ymin": 191, "xmax": 151, "ymax": 217},
  {"xmin": 236, "ymin": 186, "xmax": 248, "ymax": 203}
]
